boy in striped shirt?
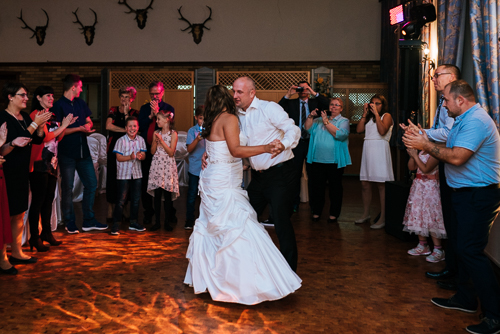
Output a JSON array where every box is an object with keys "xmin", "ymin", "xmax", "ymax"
[{"xmin": 112, "ymin": 116, "xmax": 147, "ymax": 235}]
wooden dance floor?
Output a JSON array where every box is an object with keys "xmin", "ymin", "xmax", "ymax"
[{"xmin": 0, "ymin": 176, "xmax": 481, "ymax": 333}]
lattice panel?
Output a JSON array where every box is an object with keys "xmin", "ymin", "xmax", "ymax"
[
  {"xmin": 217, "ymin": 72, "xmax": 309, "ymax": 91},
  {"xmin": 110, "ymin": 72, "xmax": 194, "ymax": 90},
  {"xmin": 332, "ymin": 87, "xmax": 389, "ymax": 122}
]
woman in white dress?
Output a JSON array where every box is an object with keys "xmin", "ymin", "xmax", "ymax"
[
  {"xmin": 355, "ymin": 94, "xmax": 394, "ymax": 229},
  {"xmin": 184, "ymin": 85, "xmax": 301, "ymax": 305}
]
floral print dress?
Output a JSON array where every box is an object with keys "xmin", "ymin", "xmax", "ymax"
[
  {"xmin": 403, "ymin": 152, "xmax": 446, "ymax": 239},
  {"xmin": 147, "ymin": 130, "xmax": 179, "ymax": 200}
]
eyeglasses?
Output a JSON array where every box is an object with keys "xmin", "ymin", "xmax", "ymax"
[
  {"xmin": 331, "ymin": 104, "xmax": 342, "ymax": 107},
  {"xmin": 371, "ymin": 102, "xmax": 382, "ymax": 105},
  {"xmin": 432, "ymin": 72, "xmax": 452, "ymax": 80},
  {"xmin": 16, "ymin": 93, "xmax": 29, "ymax": 98}
]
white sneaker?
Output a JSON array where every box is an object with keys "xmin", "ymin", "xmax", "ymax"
[
  {"xmin": 408, "ymin": 244, "xmax": 431, "ymax": 256},
  {"xmin": 426, "ymin": 249, "xmax": 445, "ymax": 263}
]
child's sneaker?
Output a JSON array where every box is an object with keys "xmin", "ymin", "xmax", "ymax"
[
  {"xmin": 407, "ymin": 243, "xmax": 431, "ymax": 256},
  {"xmin": 426, "ymin": 249, "xmax": 445, "ymax": 263}
]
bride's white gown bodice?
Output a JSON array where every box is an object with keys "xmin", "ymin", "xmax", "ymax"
[{"xmin": 184, "ymin": 139, "xmax": 301, "ymax": 305}]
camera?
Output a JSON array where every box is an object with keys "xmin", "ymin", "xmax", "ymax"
[
  {"xmin": 295, "ymin": 87, "xmax": 304, "ymax": 92},
  {"xmin": 312, "ymin": 110, "xmax": 331, "ymax": 118}
]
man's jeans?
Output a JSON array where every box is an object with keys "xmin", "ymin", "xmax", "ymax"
[
  {"xmin": 59, "ymin": 155, "xmax": 97, "ymax": 226},
  {"xmin": 114, "ymin": 178, "xmax": 142, "ymax": 223},
  {"xmin": 186, "ymin": 172, "xmax": 200, "ymax": 222}
]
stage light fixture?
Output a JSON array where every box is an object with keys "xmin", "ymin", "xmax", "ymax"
[{"xmin": 401, "ymin": 3, "xmax": 436, "ymax": 40}]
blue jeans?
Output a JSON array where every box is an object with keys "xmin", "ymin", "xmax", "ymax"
[
  {"xmin": 186, "ymin": 172, "xmax": 200, "ymax": 222},
  {"xmin": 113, "ymin": 178, "xmax": 141, "ymax": 224},
  {"xmin": 59, "ymin": 155, "xmax": 97, "ymax": 226}
]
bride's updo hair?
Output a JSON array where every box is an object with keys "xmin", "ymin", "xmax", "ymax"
[{"xmin": 200, "ymin": 85, "xmax": 237, "ymax": 138}]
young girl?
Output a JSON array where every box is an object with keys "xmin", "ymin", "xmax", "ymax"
[
  {"xmin": 403, "ymin": 148, "xmax": 446, "ymax": 262},
  {"xmin": 147, "ymin": 111, "xmax": 179, "ymax": 232}
]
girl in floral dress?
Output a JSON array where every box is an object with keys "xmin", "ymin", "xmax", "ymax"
[
  {"xmin": 147, "ymin": 111, "xmax": 179, "ymax": 232},
  {"xmin": 403, "ymin": 148, "xmax": 446, "ymax": 263}
]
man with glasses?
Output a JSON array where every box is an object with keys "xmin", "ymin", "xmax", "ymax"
[
  {"xmin": 422, "ymin": 64, "xmax": 461, "ymax": 289},
  {"xmin": 138, "ymin": 81, "xmax": 175, "ymax": 225},
  {"xmin": 279, "ymin": 81, "xmax": 329, "ymax": 215}
]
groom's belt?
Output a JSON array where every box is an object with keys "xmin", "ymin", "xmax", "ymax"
[{"xmin": 255, "ymin": 159, "xmax": 292, "ymax": 173}]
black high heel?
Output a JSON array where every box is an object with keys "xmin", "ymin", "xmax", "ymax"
[
  {"xmin": 9, "ymin": 256, "xmax": 37, "ymax": 264},
  {"xmin": 40, "ymin": 232, "xmax": 63, "ymax": 246},
  {"xmin": 29, "ymin": 238, "xmax": 50, "ymax": 252},
  {"xmin": 0, "ymin": 266, "xmax": 18, "ymax": 275}
]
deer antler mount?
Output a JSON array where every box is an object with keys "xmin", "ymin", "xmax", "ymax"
[
  {"xmin": 17, "ymin": 9, "xmax": 49, "ymax": 46},
  {"xmin": 177, "ymin": 6, "xmax": 212, "ymax": 45}
]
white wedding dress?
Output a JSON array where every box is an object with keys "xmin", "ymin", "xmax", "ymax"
[{"xmin": 184, "ymin": 139, "xmax": 302, "ymax": 305}]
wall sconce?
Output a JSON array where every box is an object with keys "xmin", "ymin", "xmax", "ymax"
[{"xmin": 421, "ymin": 42, "xmax": 435, "ymax": 73}]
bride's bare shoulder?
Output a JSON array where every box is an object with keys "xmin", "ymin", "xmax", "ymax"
[{"xmin": 215, "ymin": 112, "xmax": 238, "ymax": 126}]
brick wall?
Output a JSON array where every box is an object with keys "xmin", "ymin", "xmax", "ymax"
[{"xmin": 1, "ymin": 61, "xmax": 380, "ymax": 133}]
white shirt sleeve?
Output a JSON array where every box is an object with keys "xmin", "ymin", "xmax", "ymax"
[
  {"xmin": 424, "ymin": 115, "xmax": 454, "ymax": 143},
  {"xmin": 268, "ymin": 102, "xmax": 300, "ymax": 150}
]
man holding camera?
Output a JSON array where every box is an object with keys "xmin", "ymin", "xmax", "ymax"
[{"xmin": 279, "ymin": 81, "xmax": 330, "ymax": 214}]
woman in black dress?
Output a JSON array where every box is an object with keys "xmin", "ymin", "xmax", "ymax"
[
  {"xmin": 0, "ymin": 83, "xmax": 51, "ymax": 267},
  {"xmin": 105, "ymin": 86, "xmax": 139, "ymax": 222},
  {"xmin": 28, "ymin": 86, "xmax": 76, "ymax": 252}
]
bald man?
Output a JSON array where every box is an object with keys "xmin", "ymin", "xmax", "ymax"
[{"xmin": 233, "ymin": 77, "xmax": 301, "ymax": 272}]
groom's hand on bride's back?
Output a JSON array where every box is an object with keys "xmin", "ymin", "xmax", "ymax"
[{"xmin": 201, "ymin": 152, "xmax": 208, "ymax": 170}]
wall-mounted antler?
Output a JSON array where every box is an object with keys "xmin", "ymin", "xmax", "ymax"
[
  {"xmin": 118, "ymin": 0, "xmax": 154, "ymax": 30},
  {"xmin": 178, "ymin": 6, "xmax": 212, "ymax": 45},
  {"xmin": 73, "ymin": 8, "xmax": 98, "ymax": 46},
  {"xmin": 17, "ymin": 9, "xmax": 49, "ymax": 46}
]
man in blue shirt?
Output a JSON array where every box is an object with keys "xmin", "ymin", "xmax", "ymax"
[
  {"xmin": 403, "ymin": 80, "xmax": 500, "ymax": 334},
  {"xmin": 52, "ymin": 74, "xmax": 108, "ymax": 233},
  {"xmin": 138, "ymin": 81, "xmax": 175, "ymax": 225}
]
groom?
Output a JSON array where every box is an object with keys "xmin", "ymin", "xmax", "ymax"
[{"xmin": 233, "ymin": 76, "xmax": 301, "ymax": 272}]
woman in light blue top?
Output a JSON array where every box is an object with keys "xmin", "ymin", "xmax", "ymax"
[{"xmin": 304, "ymin": 97, "xmax": 351, "ymax": 223}]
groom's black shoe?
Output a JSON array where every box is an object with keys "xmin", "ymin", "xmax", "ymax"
[{"xmin": 426, "ymin": 269, "xmax": 456, "ymax": 280}]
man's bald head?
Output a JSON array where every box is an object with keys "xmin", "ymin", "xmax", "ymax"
[{"xmin": 233, "ymin": 76, "xmax": 257, "ymax": 111}]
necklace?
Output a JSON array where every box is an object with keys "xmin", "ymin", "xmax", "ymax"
[{"xmin": 5, "ymin": 109, "xmax": 28, "ymax": 131}]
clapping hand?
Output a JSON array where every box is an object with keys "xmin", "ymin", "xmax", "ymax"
[
  {"xmin": 154, "ymin": 132, "xmax": 163, "ymax": 143},
  {"xmin": 79, "ymin": 124, "xmax": 95, "ymax": 134},
  {"xmin": 136, "ymin": 152, "xmax": 145, "ymax": 160},
  {"xmin": 309, "ymin": 109, "xmax": 318, "ymax": 118},
  {"xmin": 400, "ymin": 119, "xmax": 419, "ymax": 134},
  {"xmin": 150, "ymin": 100, "xmax": 159, "ymax": 116},
  {"xmin": 0, "ymin": 123, "xmax": 7, "ymax": 147},
  {"xmin": 61, "ymin": 114, "xmax": 78, "ymax": 128},
  {"xmin": 130, "ymin": 151, "xmax": 136, "ymax": 160},
  {"xmin": 33, "ymin": 109, "xmax": 52, "ymax": 127},
  {"xmin": 12, "ymin": 137, "xmax": 32, "ymax": 147},
  {"xmin": 403, "ymin": 122, "xmax": 428, "ymax": 150}
]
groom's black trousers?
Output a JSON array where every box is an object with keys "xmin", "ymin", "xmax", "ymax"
[{"xmin": 248, "ymin": 159, "xmax": 298, "ymax": 272}]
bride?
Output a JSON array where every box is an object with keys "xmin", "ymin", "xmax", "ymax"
[{"xmin": 184, "ymin": 85, "xmax": 301, "ymax": 305}]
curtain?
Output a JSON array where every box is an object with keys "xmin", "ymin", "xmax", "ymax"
[
  {"xmin": 437, "ymin": 0, "xmax": 465, "ymax": 65},
  {"xmin": 470, "ymin": 0, "xmax": 500, "ymax": 126}
]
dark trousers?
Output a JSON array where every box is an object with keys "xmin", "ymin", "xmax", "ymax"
[
  {"xmin": 154, "ymin": 188, "xmax": 174, "ymax": 225},
  {"xmin": 186, "ymin": 172, "xmax": 200, "ymax": 222},
  {"xmin": 141, "ymin": 150, "xmax": 155, "ymax": 220},
  {"xmin": 308, "ymin": 163, "xmax": 345, "ymax": 218},
  {"xmin": 451, "ymin": 187, "xmax": 500, "ymax": 320},
  {"xmin": 28, "ymin": 172, "xmax": 57, "ymax": 240},
  {"xmin": 291, "ymin": 138, "xmax": 310, "ymax": 207},
  {"xmin": 439, "ymin": 162, "xmax": 457, "ymax": 274},
  {"xmin": 113, "ymin": 178, "xmax": 141, "ymax": 225},
  {"xmin": 59, "ymin": 155, "xmax": 97, "ymax": 225},
  {"xmin": 106, "ymin": 149, "xmax": 118, "ymax": 204},
  {"xmin": 248, "ymin": 159, "xmax": 298, "ymax": 272}
]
